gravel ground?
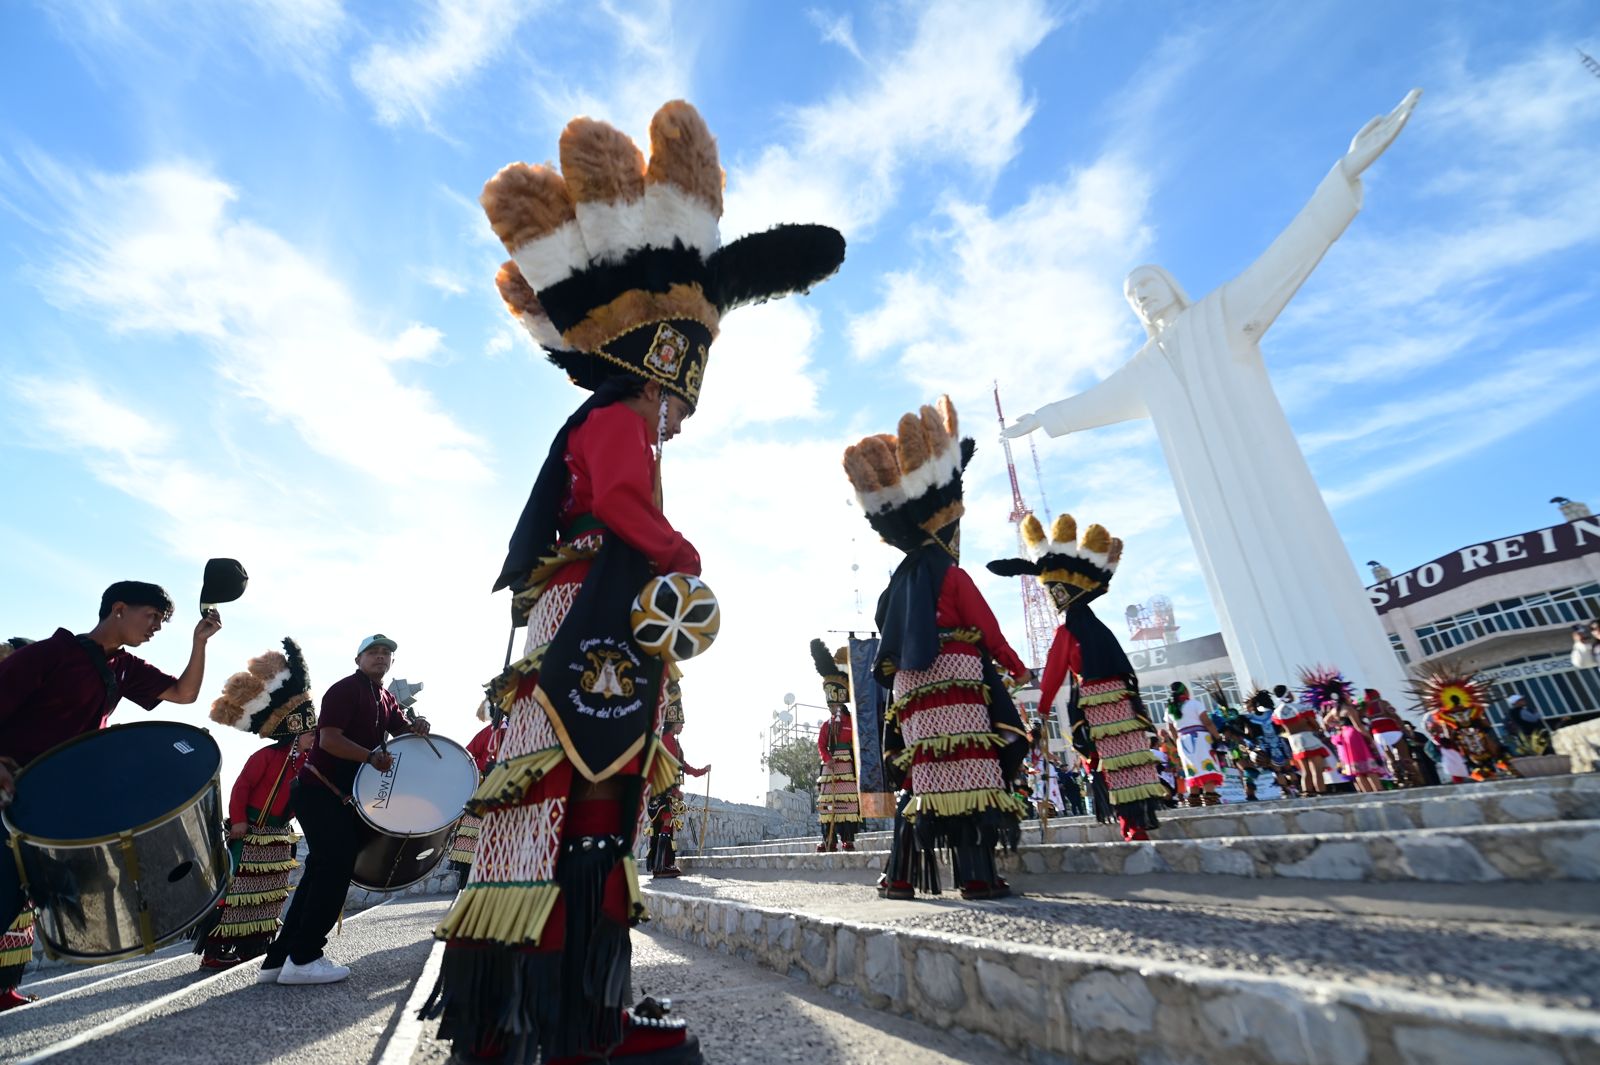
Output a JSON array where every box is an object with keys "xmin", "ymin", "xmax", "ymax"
[{"xmin": 651, "ymin": 876, "xmax": 1600, "ymax": 1011}]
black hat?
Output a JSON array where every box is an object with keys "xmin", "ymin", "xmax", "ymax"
[
  {"xmin": 210, "ymin": 637, "xmax": 316, "ymax": 740},
  {"xmin": 200, "ymin": 558, "xmax": 249, "ymax": 612},
  {"xmin": 810, "ymin": 638, "xmax": 850, "ymax": 706}
]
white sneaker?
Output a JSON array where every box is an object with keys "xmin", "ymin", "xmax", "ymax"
[
  {"xmin": 256, "ymin": 964, "xmax": 282, "ymax": 985},
  {"xmin": 277, "ymin": 956, "xmax": 350, "ymax": 985}
]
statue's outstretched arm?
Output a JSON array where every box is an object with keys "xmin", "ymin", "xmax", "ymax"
[
  {"xmin": 1226, "ymin": 89, "xmax": 1420, "ymax": 341},
  {"xmin": 1003, "ymin": 355, "xmax": 1149, "ymax": 439}
]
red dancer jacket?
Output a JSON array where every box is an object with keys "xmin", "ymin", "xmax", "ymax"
[
  {"xmin": 229, "ymin": 744, "xmax": 299, "ymax": 825},
  {"xmin": 1035, "ymin": 626, "xmax": 1082, "ymax": 721},
  {"xmin": 662, "ymin": 731, "xmax": 707, "ymax": 778},
  {"xmin": 934, "ymin": 566, "xmax": 1029, "ymax": 679},
  {"xmin": 466, "ymin": 722, "xmax": 506, "ymax": 775},
  {"xmin": 563, "ymin": 404, "xmax": 700, "ymax": 574},
  {"xmin": 818, "ymin": 713, "xmax": 855, "ymax": 760}
]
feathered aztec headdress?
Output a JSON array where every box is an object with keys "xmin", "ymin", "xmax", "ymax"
[
  {"xmin": 986, "ymin": 512, "xmax": 1122, "ymax": 606},
  {"xmin": 843, "ymin": 395, "xmax": 975, "ymax": 553},
  {"xmin": 210, "ymin": 638, "xmax": 316, "ymax": 740},
  {"xmin": 811, "ymin": 638, "xmax": 850, "ymax": 706},
  {"xmin": 1298, "ymin": 666, "xmax": 1356, "ymax": 711},
  {"xmin": 484, "ymin": 100, "xmax": 846, "ymax": 409},
  {"xmin": 1410, "ymin": 665, "xmax": 1492, "ymax": 716}
]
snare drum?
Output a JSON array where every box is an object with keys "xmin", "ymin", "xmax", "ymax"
[
  {"xmin": 350, "ymin": 733, "xmax": 476, "ymax": 892},
  {"xmin": 4, "ymin": 721, "xmax": 229, "ymax": 963}
]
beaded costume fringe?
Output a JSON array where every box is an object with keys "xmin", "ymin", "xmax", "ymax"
[
  {"xmin": 1109, "ymin": 781, "xmax": 1169, "ymax": 805},
  {"xmin": 435, "ymin": 882, "xmax": 561, "ymax": 945},
  {"xmin": 1100, "ymin": 749, "xmax": 1158, "ymax": 772},
  {"xmin": 903, "ymin": 787, "xmax": 1029, "ymax": 822},
  {"xmin": 1088, "ymin": 716, "xmax": 1153, "ymax": 741}
]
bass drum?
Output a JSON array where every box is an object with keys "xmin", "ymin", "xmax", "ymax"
[
  {"xmin": 351, "ymin": 733, "xmax": 477, "ymax": 892},
  {"xmin": 4, "ymin": 721, "xmax": 229, "ymax": 963}
]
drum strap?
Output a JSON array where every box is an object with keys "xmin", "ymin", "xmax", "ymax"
[{"xmin": 73, "ymin": 635, "xmax": 121, "ymax": 718}]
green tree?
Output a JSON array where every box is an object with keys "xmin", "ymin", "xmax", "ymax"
[{"xmin": 762, "ymin": 736, "xmax": 820, "ymax": 809}]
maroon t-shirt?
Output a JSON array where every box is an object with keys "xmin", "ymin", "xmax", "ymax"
[
  {"xmin": 301, "ymin": 670, "xmax": 412, "ymax": 792},
  {"xmin": 0, "ymin": 628, "xmax": 179, "ymax": 768}
]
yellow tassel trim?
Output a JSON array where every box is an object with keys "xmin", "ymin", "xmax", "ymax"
[
  {"xmin": 1089, "ymin": 717, "xmax": 1153, "ymax": 741},
  {"xmin": 817, "ymin": 772, "xmax": 858, "ymax": 784},
  {"xmin": 1080, "ymin": 688, "xmax": 1131, "ymax": 708},
  {"xmin": 0, "ymin": 945, "xmax": 32, "ymax": 967},
  {"xmin": 624, "ymin": 855, "xmax": 646, "ymax": 922},
  {"xmin": 900, "ymin": 731, "xmax": 1009, "ymax": 759},
  {"xmin": 1100, "ymin": 750, "xmax": 1158, "ymax": 772},
  {"xmin": 8, "ymin": 911, "xmax": 35, "ymax": 933},
  {"xmin": 512, "ymin": 537, "xmax": 604, "ymax": 617},
  {"xmin": 436, "ymin": 882, "xmax": 561, "ymax": 945},
  {"xmin": 886, "ymin": 677, "xmax": 988, "ymax": 719},
  {"xmin": 468, "ymin": 746, "xmax": 566, "ymax": 814},
  {"xmin": 449, "ymin": 848, "xmax": 475, "ymax": 862},
  {"xmin": 225, "ymin": 888, "xmax": 291, "ymax": 907},
  {"xmin": 1109, "ymin": 781, "xmax": 1169, "ymax": 805},
  {"xmin": 214, "ymin": 917, "xmax": 283, "ymax": 938},
  {"xmin": 646, "ymin": 737, "xmax": 682, "ymax": 795},
  {"xmin": 239, "ymin": 858, "xmax": 299, "ymax": 874},
  {"xmin": 902, "ymin": 787, "xmax": 1029, "ymax": 823}
]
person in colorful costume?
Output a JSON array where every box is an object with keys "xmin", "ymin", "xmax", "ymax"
[
  {"xmin": 1163, "ymin": 682, "xmax": 1224, "ymax": 807},
  {"xmin": 992, "ymin": 514, "xmax": 1164, "ymax": 840},
  {"xmin": 1300, "ymin": 670, "xmax": 1384, "ymax": 793},
  {"xmin": 192, "ymin": 637, "xmax": 318, "ymax": 968},
  {"xmin": 423, "ymin": 100, "xmax": 843, "ymax": 1065},
  {"xmin": 1360, "ymin": 688, "xmax": 1420, "ymax": 787},
  {"xmin": 845, "ymin": 396, "xmax": 1032, "ymax": 901},
  {"xmin": 1415, "ymin": 670, "xmax": 1518, "ymax": 783},
  {"xmin": 811, "ymin": 640, "xmax": 864, "ymax": 852},
  {"xmin": 449, "ymin": 701, "xmax": 509, "ymax": 891},
  {"xmin": 647, "ymin": 681, "xmax": 707, "ymax": 878},
  {"xmin": 0, "ymin": 638, "xmax": 35, "ymax": 1011},
  {"xmin": 1271, "ymin": 682, "xmax": 1329, "ymax": 795}
]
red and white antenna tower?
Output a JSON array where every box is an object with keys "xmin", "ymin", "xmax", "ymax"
[{"xmin": 994, "ymin": 382, "xmax": 1057, "ymax": 669}]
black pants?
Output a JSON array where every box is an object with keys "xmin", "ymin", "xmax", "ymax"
[
  {"xmin": 264, "ymin": 780, "xmax": 363, "ymax": 967},
  {"xmin": 0, "ymin": 824, "xmax": 26, "ymax": 942}
]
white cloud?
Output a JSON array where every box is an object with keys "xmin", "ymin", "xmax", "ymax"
[
  {"xmin": 691, "ymin": 300, "xmax": 823, "ymax": 436},
  {"xmin": 722, "ymin": 0, "xmax": 1056, "ymax": 239},
  {"xmin": 351, "ymin": 0, "xmax": 535, "ymax": 129},
  {"xmin": 807, "ymin": 8, "xmax": 864, "ymax": 61},
  {"xmin": 27, "ymin": 157, "xmax": 489, "ymax": 485},
  {"xmin": 44, "ymin": 0, "xmax": 348, "ymax": 91}
]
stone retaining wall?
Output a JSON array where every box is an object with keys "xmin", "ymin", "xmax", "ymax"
[
  {"xmin": 642, "ymin": 890, "xmax": 1600, "ymax": 1065},
  {"xmin": 1552, "ymin": 717, "xmax": 1600, "ymax": 773}
]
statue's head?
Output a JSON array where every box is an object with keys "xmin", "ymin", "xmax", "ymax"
[{"xmin": 1124, "ymin": 265, "xmax": 1190, "ymax": 335}]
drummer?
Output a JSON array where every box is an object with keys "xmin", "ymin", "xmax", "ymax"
[
  {"xmin": 0, "ymin": 581, "xmax": 222, "ymax": 1004},
  {"xmin": 258, "ymin": 633, "xmax": 430, "ymax": 987}
]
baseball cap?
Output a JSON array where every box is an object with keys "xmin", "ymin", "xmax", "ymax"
[{"xmin": 357, "ymin": 634, "xmax": 398, "ymax": 655}]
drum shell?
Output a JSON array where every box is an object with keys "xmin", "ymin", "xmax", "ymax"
[
  {"xmin": 349, "ymin": 733, "xmax": 475, "ymax": 892},
  {"xmin": 350, "ymin": 820, "xmax": 458, "ymax": 892},
  {"xmin": 8, "ymin": 780, "xmax": 229, "ymax": 963}
]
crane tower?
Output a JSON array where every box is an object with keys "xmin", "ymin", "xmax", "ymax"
[{"xmin": 993, "ymin": 383, "xmax": 1057, "ymax": 668}]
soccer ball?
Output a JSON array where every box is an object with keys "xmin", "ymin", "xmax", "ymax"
[{"xmin": 631, "ymin": 574, "xmax": 720, "ymax": 661}]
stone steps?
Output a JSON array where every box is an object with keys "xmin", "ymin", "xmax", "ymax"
[
  {"xmin": 711, "ymin": 777, "xmax": 1600, "ymax": 855},
  {"xmin": 642, "ymin": 879, "xmax": 1600, "ymax": 1065},
  {"xmin": 720, "ymin": 773, "xmax": 1596, "ymax": 855}
]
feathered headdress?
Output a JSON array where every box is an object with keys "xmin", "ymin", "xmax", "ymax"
[
  {"xmin": 986, "ymin": 512, "xmax": 1122, "ymax": 607},
  {"xmin": 210, "ymin": 638, "xmax": 316, "ymax": 740},
  {"xmin": 1298, "ymin": 666, "xmax": 1356, "ymax": 711},
  {"xmin": 810, "ymin": 638, "xmax": 850, "ymax": 706},
  {"xmin": 484, "ymin": 100, "xmax": 846, "ymax": 410},
  {"xmin": 1410, "ymin": 665, "xmax": 1492, "ymax": 717},
  {"xmin": 842, "ymin": 395, "xmax": 975, "ymax": 553}
]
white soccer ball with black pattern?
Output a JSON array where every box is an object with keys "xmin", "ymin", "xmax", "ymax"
[{"xmin": 631, "ymin": 574, "xmax": 720, "ymax": 661}]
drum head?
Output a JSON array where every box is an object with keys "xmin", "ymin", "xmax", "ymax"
[
  {"xmin": 352, "ymin": 733, "xmax": 477, "ymax": 836},
  {"xmin": 7, "ymin": 721, "xmax": 222, "ymax": 842}
]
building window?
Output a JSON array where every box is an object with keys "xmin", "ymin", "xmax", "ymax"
[
  {"xmin": 1414, "ymin": 582, "xmax": 1600, "ymax": 657},
  {"xmin": 1478, "ymin": 652, "xmax": 1600, "ymax": 727},
  {"xmin": 1388, "ymin": 632, "xmax": 1410, "ymax": 666}
]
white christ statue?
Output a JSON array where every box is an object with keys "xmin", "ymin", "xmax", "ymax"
[{"xmin": 1005, "ymin": 90, "xmax": 1421, "ymax": 707}]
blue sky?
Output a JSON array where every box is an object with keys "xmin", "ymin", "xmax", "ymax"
[{"xmin": 2, "ymin": 1, "xmax": 1597, "ymax": 804}]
